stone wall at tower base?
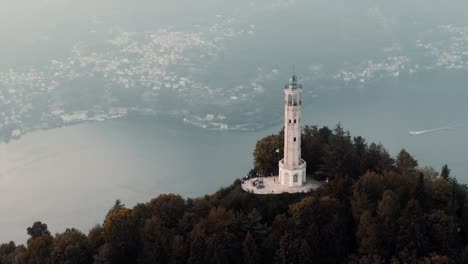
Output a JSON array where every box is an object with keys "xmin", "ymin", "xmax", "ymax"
[{"xmin": 278, "ymin": 159, "xmax": 307, "ymax": 187}]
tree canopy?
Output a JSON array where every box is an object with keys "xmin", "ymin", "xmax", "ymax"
[{"xmin": 1, "ymin": 124, "xmax": 467, "ymax": 264}]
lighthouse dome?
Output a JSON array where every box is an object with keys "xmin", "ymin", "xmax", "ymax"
[{"xmin": 286, "ymin": 74, "xmax": 302, "ymax": 90}]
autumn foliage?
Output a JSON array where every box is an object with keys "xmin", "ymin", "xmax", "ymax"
[{"xmin": 1, "ymin": 124, "xmax": 467, "ymax": 264}]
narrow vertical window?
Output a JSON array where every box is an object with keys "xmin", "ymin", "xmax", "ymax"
[
  {"xmin": 294, "ymin": 119, "xmax": 296, "ymax": 124},
  {"xmin": 293, "ymin": 137, "xmax": 296, "ymax": 142},
  {"xmin": 289, "ymin": 119, "xmax": 291, "ymax": 124}
]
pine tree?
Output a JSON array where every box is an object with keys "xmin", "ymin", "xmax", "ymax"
[
  {"xmin": 441, "ymin": 164, "xmax": 451, "ymax": 180},
  {"xmin": 396, "ymin": 149, "xmax": 418, "ymax": 177}
]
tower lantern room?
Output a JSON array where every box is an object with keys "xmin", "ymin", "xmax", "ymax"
[{"xmin": 278, "ymin": 74, "xmax": 307, "ymax": 187}]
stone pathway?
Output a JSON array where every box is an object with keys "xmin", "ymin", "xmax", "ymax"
[{"xmin": 241, "ymin": 176, "xmax": 323, "ymax": 194}]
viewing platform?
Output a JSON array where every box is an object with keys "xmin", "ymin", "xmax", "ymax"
[{"xmin": 241, "ymin": 176, "xmax": 323, "ymax": 195}]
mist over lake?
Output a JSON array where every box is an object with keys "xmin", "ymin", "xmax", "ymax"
[{"xmin": 0, "ymin": 0, "xmax": 467, "ymax": 243}]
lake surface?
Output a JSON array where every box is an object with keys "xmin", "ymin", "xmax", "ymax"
[
  {"xmin": 1, "ymin": 69, "xmax": 467, "ymax": 243},
  {"xmin": 0, "ymin": 117, "xmax": 277, "ymax": 243}
]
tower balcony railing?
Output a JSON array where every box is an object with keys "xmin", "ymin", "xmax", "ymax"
[{"xmin": 278, "ymin": 158, "xmax": 307, "ymax": 170}]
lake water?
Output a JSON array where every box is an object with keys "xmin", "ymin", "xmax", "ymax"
[
  {"xmin": 0, "ymin": 117, "xmax": 277, "ymax": 243},
  {"xmin": 1, "ymin": 70, "xmax": 467, "ymax": 243}
]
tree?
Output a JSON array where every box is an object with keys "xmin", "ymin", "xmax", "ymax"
[
  {"xmin": 396, "ymin": 149, "xmax": 418, "ymax": 177},
  {"xmin": 377, "ymin": 190, "xmax": 400, "ymax": 258},
  {"xmin": 365, "ymin": 143, "xmax": 395, "ymax": 173},
  {"xmin": 190, "ymin": 207, "xmax": 238, "ymax": 264},
  {"xmin": 441, "ymin": 164, "xmax": 451, "ymax": 180},
  {"xmin": 239, "ymin": 208, "xmax": 266, "ymax": 241},
  {"xmin": 262, "ymin": 214, "xmax": 289, "ymax": 263},
  {"xmin": 0, "ymin": 241, "xmax": 17, "ymax": 264},
  {"xmin": 253, "ymin": 131, "xmax": 283, "ymax": 176},
  {"xmin": 139, "ymin": 216, "xmax": 172, "ymax": 264},
  {"xmin": 169, "ymin": 235, "xmax": 187, "ymax": 264},
  {"xmin": 276, "ymin": 232, "xmax": 300, "ymax": 264},
  {"xmin": 351, "ymin": 172, "xmax": 387, "ymax": 221},
  {"xmin": 431, "ymin": 178, "xmax": 451, "ymax": 209},
  {"xmin": 242, "ymin": 232, "xmax": 258, "ymax": 264},
  {"xmin": 420, "ymin": 166, "xmax": 439, "ymax": 181},
  {"xmin": 102, "ymin": 208, "xmax": 138, "ymax": 264},
  {"xmin": 51, "ymin": 228, "xmax": 91, "ymax": 264},
  {"xmin": 187, "ymin": 237, "xmax": 206, "ymax": 264},
  {"xmin": 27, "ymin": 235, "xmax": 53, "ymax": 264},
  {"xmin": 276, "ymin": 233, "xmax": 313, "ymax": 264},
  {"xmin": 111, "ymin": 199, "xmax": 125, "ymax": 211},
  {"xmin": 301, "ymin": 125, "xmax": 326, "ymax": 178},
  {"xmin": 147, "ymin": 194, "xmax": 185, "ymax": 228},
  {"xmin": 27, "ymin": 222, "xmax": 50, "ymax": 241},
  {"xmin": 377, "ymin": 190, "xmax": 400, "ymax": 222},
  {"xmin": 289, "ymin": 196, "xmax": 347, "ymax": 263},
  {"xmin": 88, "ymin": 224, "xmax": 105, "ymax": 256},
  {"xmin": 427, "ymin": 210, "xmax": 457, "ymax": 257},
  {"xmin": 321, "ymin": 124, "xmax": 355, "ymax": 180},
  {"xmin": 357, "ymin": 211, "xmax": 378, "ymax": 255},
  {"xmin": 353, "ymin": 136, "xmax": 368, "ymax": 176},
  {"xmin": 396, "ymin": 200, "xmax": 429, "ymax": 259},
  {"xmin": 26, "ymin": 221, "xmax": 53, "ymax": 264},
  {"xmin": 2, "ymin": 123, "xmax": 468, "ymax": 263},
  {"xmin": 13, "ymin": 245, "xmax": 27, "ymax": 264},
  {"xmin": 413, "ymin": 173, "xmax": 427, "ymax": 210}
]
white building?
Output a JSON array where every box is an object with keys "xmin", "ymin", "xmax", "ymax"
[{"xmin": 278, "ymin": 75, "xmax": 307, "ymax": 187}]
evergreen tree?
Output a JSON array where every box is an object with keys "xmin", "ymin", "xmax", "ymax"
[
  {"xmin": 240, "ymin": 208, "xmax": 267, "ymax": 241},
  {"xmin": 396, "ymin": 149, "xmax": 418, "ymax": 177},
  {"xmin": 353, "ymin": 136, "xmax": 368, "ymax": 176},
  {"xmin": 441, "ymin": 164, "xmax": 451, "ymax": 180},
  {"xmin": 321, "ymin": 124, "xmax": 355, "ymax": 180}
]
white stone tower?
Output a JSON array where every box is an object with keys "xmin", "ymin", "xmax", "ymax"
[{"xmin": 278, "ymin": 74, "xmax": 307, "ymax": 187}]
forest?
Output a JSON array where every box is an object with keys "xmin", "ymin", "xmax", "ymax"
[{"xmin": 1, "ymin": 124, "xmax": 467, "ymax": 264}]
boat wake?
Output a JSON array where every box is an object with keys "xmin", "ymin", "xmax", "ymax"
[{"xmin": 409, "ymin": 124, "xmax": 467, "ymax": 135}]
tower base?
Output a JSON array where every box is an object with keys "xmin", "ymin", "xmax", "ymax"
[{"xmin": 278, "ymin": 159, "xmax": 307, "ymax": 187}]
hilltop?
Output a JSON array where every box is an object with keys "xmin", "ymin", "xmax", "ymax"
[{"xmin": 0, "ymin": 124, "xmax": 467, "ymax": 264}]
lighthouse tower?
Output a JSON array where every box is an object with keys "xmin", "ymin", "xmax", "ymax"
[{"xmin": 278, "ymin": 74, "xmax": 307, "ymax": 187}]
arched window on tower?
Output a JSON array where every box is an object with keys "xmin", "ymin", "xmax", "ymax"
[
  {"xmin": 293, "ymin": 174, "xmax": 298, "ymax": 182},
  {"xmin": 288, "ymin": 94, "xmax": 292, "ymax": 106},
  {"xmin": 293, "ymin": 95, "xmax": 298, "ymax": 106}
]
